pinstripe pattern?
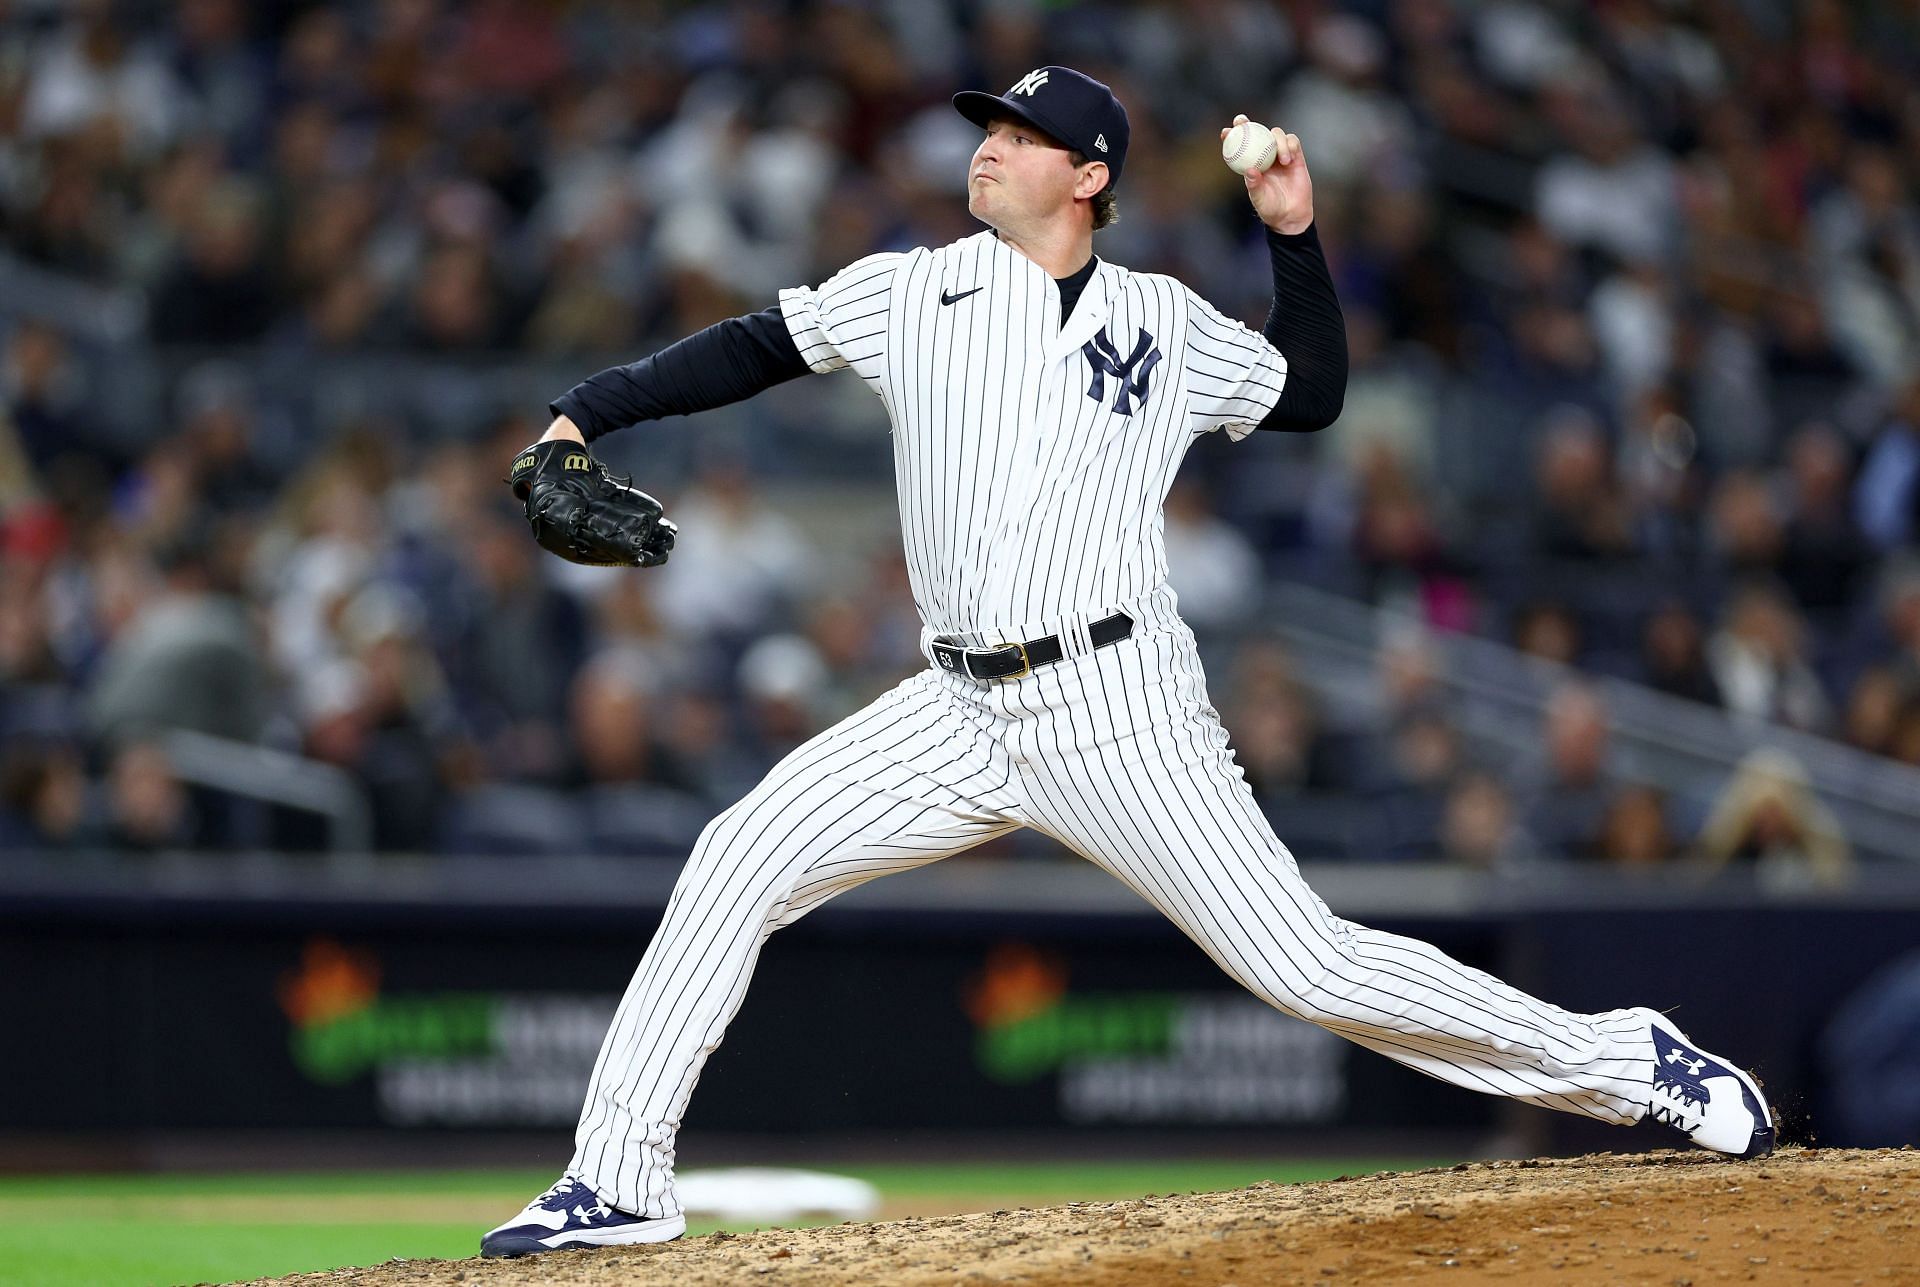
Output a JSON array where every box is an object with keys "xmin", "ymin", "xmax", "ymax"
[
  {"xmin": 570, "ymin": 241, "xmax": 1659, "ymax": 1219},
  {"xmin": 996, "ymin": 616, "xmax": 1654, "ymax": 1122},
  {"xmin": 779, "ymin": 232, "xmax": 1288, "ymax": 643},
  {"xmin": 572, "ymin": 670, "xmax": 1022, "ymax": 1216},
  {"xmin": 570, "ymin": 602, "xmax": 1657, "ymax": 1217}
]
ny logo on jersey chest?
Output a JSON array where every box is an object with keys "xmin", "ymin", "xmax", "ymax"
[{"xmin": 1081, "ymin": 326, "xmax": 1163, "ymax": 416}]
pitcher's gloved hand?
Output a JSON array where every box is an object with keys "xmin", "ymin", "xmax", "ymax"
[{"xmin": 505, "ymin": 440, "xmax": 677, "ymax": 567}]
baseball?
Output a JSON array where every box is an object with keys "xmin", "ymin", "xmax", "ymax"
[{"xmin": 1222, "ymin": 120, "xmax": 1279, "ymax": 175}]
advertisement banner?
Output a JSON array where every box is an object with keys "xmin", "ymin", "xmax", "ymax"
[{"xmin": 0, "ymin": 907, "xmax": 1501, "ymax": 1139}]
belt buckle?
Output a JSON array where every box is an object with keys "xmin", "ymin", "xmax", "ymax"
[{"xmin": 990, "ymin": 640, "xmax": 1031, "ymax": 681}]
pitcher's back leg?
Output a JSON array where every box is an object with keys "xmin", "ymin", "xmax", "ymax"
[{"xmin": 1013, "ymin": 628, "xmax": 1655, "ymax": 1125}]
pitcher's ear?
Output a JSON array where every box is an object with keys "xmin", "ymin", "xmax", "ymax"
[{"xmin": 1076, "ymin": 160, "xmax": 1109, "ymax": 200}]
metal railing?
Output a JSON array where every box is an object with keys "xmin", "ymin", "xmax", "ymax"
[
  {"xmin": 160, "ymin": 730, "xmax": 373, "ymax": 854},
  {"xmin": 1259, "ymin": 582, "xmax": 1920, "ymax": 865}
]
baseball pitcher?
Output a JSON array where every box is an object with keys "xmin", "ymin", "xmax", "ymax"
[{"xmin": 483, "ymin": 67, "xmax": 1772, "ymax": 1256}]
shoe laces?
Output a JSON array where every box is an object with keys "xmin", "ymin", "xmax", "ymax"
[
  {"xmin": 1650, "ymin": 1073, "xmax": 1705, "ymax": 1132},
  {"xmin": 535, "ymin": 1177, "xmax": 610, "ymax": 1218}
]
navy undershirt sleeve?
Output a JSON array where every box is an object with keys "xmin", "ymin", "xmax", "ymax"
[
  {"xmin": 1256, "ymin": 224, "xmax": 1348, "ymax": 433},
  {"xmin": 549, "ymin": 307, "xmax": 810, "ymax": 442}
]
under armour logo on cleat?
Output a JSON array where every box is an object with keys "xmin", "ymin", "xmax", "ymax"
[
  {"xmin": 1665, "ymin": 1048, "xmax": 1707, "ymax": 1076},
  {"xmin": 1010, "ymin": 69, "xmax": 1049, "ymax": 96}
]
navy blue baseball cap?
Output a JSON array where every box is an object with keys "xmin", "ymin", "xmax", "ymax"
[{"xmin": 953, "ymin": 66, "xmax": 1130, "ymax": 191}]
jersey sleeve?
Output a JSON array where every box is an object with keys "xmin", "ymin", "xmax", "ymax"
[
  {"xmin": 1183, "ymin": 288, "xmax": 1290, "ymax": 441},
  {"xmin": 778, "ymin": 251, "xmax": 903, "ymax": 382}
]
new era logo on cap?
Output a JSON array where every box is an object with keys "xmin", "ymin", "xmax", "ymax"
[{"xmin": 1094, "ymin": 134, "xmax": 1108, "ymax": 153}]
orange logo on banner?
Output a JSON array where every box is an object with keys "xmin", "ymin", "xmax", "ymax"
[
  {"xmin": 963, "ymin": 943, "xmax": 1067, "ymax": 1029},
  {"xmin": 278, "ymin": 938, "xmax": 381, "ymax": 1028}
]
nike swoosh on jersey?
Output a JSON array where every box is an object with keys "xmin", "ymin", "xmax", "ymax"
[{"xmin": 940, "ymin": 287, "xmax": 984, "ymax": 306}]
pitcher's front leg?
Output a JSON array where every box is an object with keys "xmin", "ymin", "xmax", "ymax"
[{"xmin": 568, "ymin": 674, "xmax": 1019, "ymax": 1221}]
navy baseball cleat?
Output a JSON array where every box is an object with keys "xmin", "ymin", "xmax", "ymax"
[
  {"xmin": 1635, "ymin": 1008, "xmax": 1775, "ymax": 1158},
  {"xmin": 480, "ymin": 1175, "xmax": 686, "ymax": 1257}
]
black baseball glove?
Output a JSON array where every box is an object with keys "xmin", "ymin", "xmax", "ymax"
[{"xmin": 505, "ymin": 439, "xmax": 677, "ymax": 568}]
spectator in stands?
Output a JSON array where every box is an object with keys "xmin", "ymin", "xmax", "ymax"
[
  {"xmin": 302, "ymin": 585, "xmax": 462, "ymax": 851},
  {"xmin": 559, "ymin": 647, "xmax": 713, "ymax": 855},
  {"xmin": 164, "ymin": 0, "xmax": 270, "ymax": 157},
  {"xmin": 0, "ymin": 740, "xmax": 88, "ymax": 851},
  {"xmin": 1638, "ymin": 600, "xmax": 1723, "ymax": 708},
  {"xmin": 441, "ymin": 510, "xmax": 586, "ymax": 783},
  {"xmin": 652, "ymin": 456, "xmax": 813, "ymax": 645},
  {"xmin": 1615, "ymin": 382, "xmax": 1704, "ymax": 562},
  {"xmin": 1511, "ymin": 599, "xmax": 1583, "ymax": 668},
  {"xmin": 1372, "ymin": 622, "xmax": 1445, "ymax": 731},
  {"xmin": 1589, "ymin": 259, "xmax": 1676, "ymax": 410},
  {"xmin": 0, "ymin": 554, "xmax": 66, "ymax": 695},
  {"xmin": 1705, "ymin": 469, "xmax": 1786, "ymax": 584},
  {"xmin": 1163, "ymin": 479, "xmax": 1261, "ymax": 633},
  {"xmin": 102, "ymin": 740, "xmax": 193, "ymax": 851},
  {"xmin": 2, "ymin": 320, "xmax": 93, "ymax": 478},
  {"xmin": 1761, "ymin": 297, "xmax": 1861, "ymax": 438},
  {"xmin": 1232, "ymin": 669, "xmax": 1339, "ymax": 804},
  {"xmin": 1777, "ymin": 423, "xmax": 1871, "ymax": 624},
  {"xmin": 565, "ymin": 648, "xmax": 668, "ymax": 788},
  {"xmin": 1484, "ymin": 218, "xmax": 1586, "ymax": 323},
  {"xmin": 402, "ymin": 240, "xmax": 514, "ymax": 352},
  {"xmin": 1841, "ymin": 665, "xmax": 1907, "ymax": 759},
  {"xmin": 1350, "ymin": 443, "xmax": 1463, "ymax": 621},
  {"xmin": 1439, "ymin": 771, "xmax": 1532, "ymax": 872},
  {"xmin": 1531, "ymin": 410, "xmax": 1635, "ymax": 563},
  {"xmin": 647, "ymin": 688, "xmax": 759, "ymax": 810},
  {"xmin": 1225, "ymin": 637, "xmax": 1358, "ymax": 857},
  {"xmin": 735, "ymin": 634, "xmax": 830, "ymax": 767},
  {"xmin": 171, "ymin": 361, "xmax": 281, "ymax": 518},
  {"xmin": 796, "ymin": 596, "xmax": 897, "ymax": 724},
  {"xmin": 1515, "ymin": 681, "xmax": 1615, "ymax": 860},
  {"xmin": 1596, "ymin": 784, "xmax": 1678, "ymax": 868},
  {"xmin": 1884, "ymin": 697, "xmax": 1920, "ymax": 768},
  {"xmin": 148, "ymin": 180, "xmax": 277, "ymax": 344},
  {"xmin": 85, "ymin": 524, "xmax": 267, "ymax": 746},
  {"xmin": 1535, "ymin": 78, "xmax": 1680, "ymax": 266},
  {"xmin": 1696, "ymin": 749, "xmax": 1852, "ymax": 888},
  {"xmin": 264, "ymin": 450, "xmax": 392, "ymax": 685},
  {"xmin": 1365, "ymin": 705, "xmax": 1464, "ymax": 860},
  {"xmin": 19, "ymin": 0, "xmax": 185, "ymax": 159},
  {"xmin": 1855, "ymin": 378, "xmax": 1920, "ymax": 553},
  {"xmin": 1705, "ymin": 580, "xmax": 1833, "ymax": 733},
  {"xmin": 1811, "ymin": 148, "xmax": 1920, "ymax": 388},
  {"xmin": 1866, "ymin": 562, "xmax": 1920, "ymax": 691},
  {"xmin": 1274, "ymin": 15, "xmax": 1413, "ymax": 197}
]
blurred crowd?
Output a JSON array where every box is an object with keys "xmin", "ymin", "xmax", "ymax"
[{"xmin": 2, "ymin": 0, "xmax": 1919, "ymax": 874}]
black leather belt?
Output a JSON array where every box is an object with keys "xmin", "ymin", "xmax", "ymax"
[{"xmin": 932, "ymin": 612, "xmax": 1134, "ymax": 682}]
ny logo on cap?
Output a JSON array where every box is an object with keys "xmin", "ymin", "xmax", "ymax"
[{"xmin": 1010, "ymin": 68, "xmax": 1049, "ymax": 96}]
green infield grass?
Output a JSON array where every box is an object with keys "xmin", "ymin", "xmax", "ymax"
[{"xmin": 0, "ymin": 1155, "xmax": 1450, "ymax": 1287}]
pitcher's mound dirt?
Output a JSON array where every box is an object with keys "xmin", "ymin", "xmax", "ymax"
[{"xmin": 253, "ymin": 1146, "xmax": 1915, "ymax": 1286}]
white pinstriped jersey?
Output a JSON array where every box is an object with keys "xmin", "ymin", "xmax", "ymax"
[
  {"xmin": 779, "ymin": 231, "xmax": 1288, "ymax": 636},
  {"xmin": 565, "ymin": 229, "xmax": 1677, "ymax": 1224}
]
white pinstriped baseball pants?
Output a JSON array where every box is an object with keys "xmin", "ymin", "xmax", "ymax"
[{"xmin": 570, "ymin": 588, "xmax": 1656, "ymax": 1217}]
